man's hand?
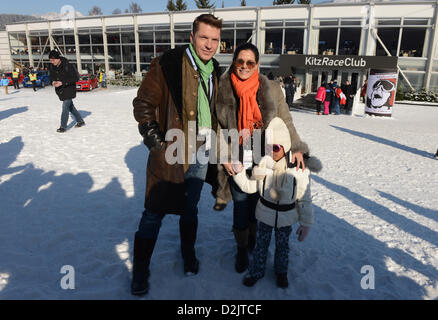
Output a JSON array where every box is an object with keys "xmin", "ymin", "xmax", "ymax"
[
  {"xmin": 296, "ymin": 225, "xmax": 311, "ymax": 242},
  {"xmin": 291, "ymin": 151, "xmax": 305, "ymax": 171},
  {"xmin": 52, "ymin": 81, "xmax": 62, "ymax": 88},
  {"xmin": 139, "ymin": 121, "xmax": 165, "ymax": 151}
]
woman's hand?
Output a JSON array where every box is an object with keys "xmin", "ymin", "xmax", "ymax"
[
  {"xmin": 296, "ymin": 225, "xmax": 311, "ymax": 242},
  {"xmin": 291, "ymin": 151, "xmax": 305, "ymax": 171},
  {"xmin": 223, "ymin": 163, "xmax": 236, "ymax": 176}
]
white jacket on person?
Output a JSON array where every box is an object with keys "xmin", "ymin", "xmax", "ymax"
[{"xmin": 233, "ymin": 150, "xmax": 323, "ymax": 228}]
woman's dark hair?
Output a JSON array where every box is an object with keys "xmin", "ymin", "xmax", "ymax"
[{"xmin": 232, "ymin": 42, "xmax": 260, "ymax": 63}]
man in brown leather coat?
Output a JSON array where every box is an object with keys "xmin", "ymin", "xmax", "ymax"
[{"xmin": 131, "ymin": 14, "xmax": 222, "ymax": 296}]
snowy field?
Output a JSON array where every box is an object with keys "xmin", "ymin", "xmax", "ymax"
[{"xmin": 0, "ymin": 86, "xmax": 437, "ymax": 300}]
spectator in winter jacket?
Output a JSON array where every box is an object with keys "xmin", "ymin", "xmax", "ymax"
[
  {"xmin": 341, "ymin": 80, "xmax": 354, "ymax": 114},
  {"xmin": 284, "ymin": 75, "xmax": 296, "ymax": 110},
  {"xmin": 1, "ymin": 74, "xmax": 9, "ymax": 95},
  {"xmin": 334, "ymin": 85, "xmax": 342, "ymax": 115},
  {"xmin": 315, "ymin": 82, "xmax": 326, "ymax": 115},
  {"xmin": 48, "ymin": 50, "xmax": 85, "ymax": 132},
  {"xmin": 232, "ymin": 117, "xmax": 322, "ymax": 288},
  {"xmin": 131, "ymin": 14, "xmax": 223, "ymax": 296},
  {"xmin": 323, "ymin": 83, "xmax": 333, "ymax": 115},
  {"xmin": 361, "ymin": 79, "xmax": 368, "ymax": 103}
]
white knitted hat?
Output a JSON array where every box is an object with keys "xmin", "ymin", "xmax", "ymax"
[{"xmin": 265, "ymin": 117, "xmax": 291, "ymax": 153}]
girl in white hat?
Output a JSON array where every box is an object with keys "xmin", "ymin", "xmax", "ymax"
[{"xmin": 232, "ymin": 117, "xmax": 322, "ymax": 288}]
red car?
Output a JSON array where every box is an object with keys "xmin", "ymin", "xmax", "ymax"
[
  {"xmin": 76, "ymin": 74, "xmax": 98, "ymax": 91},
  {"xmin": 4, "ymin": 72, "xmax": 24, "ymax": 85}
]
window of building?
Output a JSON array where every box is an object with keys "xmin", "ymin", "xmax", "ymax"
[
  {"xmin": 263, "ymin": 20, "xmax": 305, "ymax": 55},
  {"xmin": 284, "ymin": 29, "xmax": 304, "ymax": 54},
  {"xmin": 316, "ymin": 19, "xmax": 362, "ymax": 55},
  {"xmin": 376, "ymin": 18, "xmax": 429, "ymax": 57},
  {"xmin": 338, "ymin": 28, "xmax": 361, "ymax": 55},
  {"xmin": 318, "ymin": 28, "xmax": 337, "ymax": 55},
  {"xmin": 175, "ymin": 24, "xmax": 191, "ymax": 44},
  {"xmin": 399, "ymin": 28, "xmax": 427, "ymax": 57},
  {"xmin": 220, "ymin": 21, "xmax": 255, "ymax": 54},
  {"xmin": 376, "ymin": 28, "xmax": 399, "ymax": 56}
]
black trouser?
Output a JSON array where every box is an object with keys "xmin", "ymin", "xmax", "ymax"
[
  {"xmin": 316, "ymin": 101, "xmax": 322, "ymax": 113},
  {"xmin": 32, "ymin": 81, "xmax": 36, "ymax": 91},
  {"xmin": 13, "ymin": 79, "xmax": 19, "ymax": 89}
]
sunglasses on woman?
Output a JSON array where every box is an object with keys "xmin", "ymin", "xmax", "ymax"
[
  {"xmin": 234, "ymin": 59, "xmax": 257, "ymax": 70},
  {"xmin": 272, "ymin": 144, "xmax": 283, "ymax": 153}
]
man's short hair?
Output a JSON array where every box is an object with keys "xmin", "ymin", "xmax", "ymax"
[{"xmin": 192, "ymin": 14, "xmax": 223, "ymax": 35}]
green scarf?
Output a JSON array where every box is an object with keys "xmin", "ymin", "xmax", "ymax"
[{"xmin": 189, "ymin": 43, "xmax": 213, "ymax": 129}]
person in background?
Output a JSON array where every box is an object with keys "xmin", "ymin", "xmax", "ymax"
[
  {"xmin": 1, "ymin": 74, "xmax": 9, "ymax": 95},
  {"xmin": 284, "ymin": 76, "xmax": 297, "ymax": 110},
  {"xmin": 323, "ymin": 82, "xmax": 333, "ymax": 115},
  {"xmin": 100, "ymin": 71, "xmax": 107, "ymax": 88},
  {"xmin": 29, "ymin": 69, "xmax": 38, "ymax": 92},
  {"xmin": 334, "ymin": 84, "xmax": 342, "ymax": 115},
  {"xmin": 12, "ymin": 68, "xmax": 20, "ymax": 89},
  {"xmin": 341, "ymin": 80, "xmax": 354, "ymax": 114},
  {"xmin": 315, "ymin": 82, "xmax": 326, "ymax": 115},
  {"xmin": 48, "ymin": 50, "xmax": 85, "ymax": 133},
  {"xmin": 361, "ymin": 79, "xmax": 368, "ymax": 103}
]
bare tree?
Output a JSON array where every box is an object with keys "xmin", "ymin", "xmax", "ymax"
[
  {"xmin": 297, "ymin": 0, "xmax": 311, "ymax": 3},
  {"xmin": 194, "ymin": 0, "xmax": 215, "ymax": 9},
  {"xmin": 129, "ymin": 2, "xmax": 143, "ymax": 13},
  {"xmin": 88, "ymin": 6, "xmax": 103, "ymax": 16},
  {"xmin": 112, "ymin": 8, "xmax": 122, "ymax": 15}
]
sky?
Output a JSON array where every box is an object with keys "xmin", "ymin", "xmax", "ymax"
[{"xmin": 1, "ymin": 0, "xmax": 328, "ymax": 16}]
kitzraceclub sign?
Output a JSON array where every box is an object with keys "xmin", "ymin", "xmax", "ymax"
[{"xmin": 279, "ymin": 55, "xmax": 398, "ymax": 71}]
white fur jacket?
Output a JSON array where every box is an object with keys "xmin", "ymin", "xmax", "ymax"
[{"xmin": 233, "ymin": 153, "xmax": 322, "ymax": 228}]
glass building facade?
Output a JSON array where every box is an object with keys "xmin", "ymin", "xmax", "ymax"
[{"xmin": 4, "ymin": 1, "xmax": 437, "ymax": 91}]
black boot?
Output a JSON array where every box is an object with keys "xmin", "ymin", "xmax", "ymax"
[
  {"xmin": 235, "ymin": 247, "xmax": 249, "ymax": 273},
  {"xmin": 180, "ymin": 219, "xmax": 199, "ymax": 275},
  {"xmin": 233, "ymin": 228, "xmax": 249, "ymax": 273},
  {"xmin": 276, "ymin": 273, "xmax": 289, "ymax": 288},
  {"xmin": 131, "ymin": 233, "xmax": 156, "ymax": 296},
  {"xmin": 243, "ymin": 274, "xmax": 259, "ymax": 287},
  {"xmin": 248, "ymin": 222, "xmax": 257, "ymax": 253}
]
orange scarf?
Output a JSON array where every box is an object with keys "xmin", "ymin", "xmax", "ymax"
[{"xmin": 230, "ymin": 69, "xmax": 263, "ymax": 143}]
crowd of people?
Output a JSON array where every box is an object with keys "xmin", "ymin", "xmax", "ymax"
[{"xmin": 315, "ymin": 79, "xmax": 355, "ymax": 115}]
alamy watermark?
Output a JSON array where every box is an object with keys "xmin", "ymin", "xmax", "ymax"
[
  {"xmin": 60, "ymin": 265, "xmax": 75, "ymax": 290},
  {"xmin": 163, "ymin": 121, "xmax": 277, "ymax": 166},
  {"xmin": 360, "ymin": 265, "xmax": 375, "ymax": 290}
]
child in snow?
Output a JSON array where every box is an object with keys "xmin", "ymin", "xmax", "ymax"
[
  {"xmin": 232, "ymin": 117, "xmax": 322, "ymax": 288},
  {"xmin": 1, "ymin": 74, "xmax": 9, "ymax": 95}
]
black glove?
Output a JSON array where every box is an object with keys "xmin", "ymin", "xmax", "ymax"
[{"xmin": 139, "ymin": 121, "xmax": 165, "ymax": 151}]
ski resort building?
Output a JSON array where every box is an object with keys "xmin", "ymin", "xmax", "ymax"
[{"xmin": 2, "ymin": 0, "xmax": 437, "ymax": 93}]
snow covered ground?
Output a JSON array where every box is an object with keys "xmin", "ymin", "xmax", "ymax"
[{"xmin": 0, "ymin": 86, "xmax": 437, "ymax": 300}]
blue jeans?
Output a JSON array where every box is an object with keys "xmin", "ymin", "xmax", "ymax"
[
  {"xmin": 229, "ymin": 174, "xmax": 259, "ymax": 231},
  {"xmin": 136, "ymin": 151, "xmax": 209, "ymax": 240},
  {"xmin": 61, "ymin": 99, "xmax": 83, "ymax": 128},
  {"xmin": 334, "ymin": 100, "xmax": 340, "ymax": 115}
]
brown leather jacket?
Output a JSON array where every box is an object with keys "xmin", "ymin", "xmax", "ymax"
[{"xmin": 133, "ymin": 45, "xmax": 221, "ymax": 214}]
